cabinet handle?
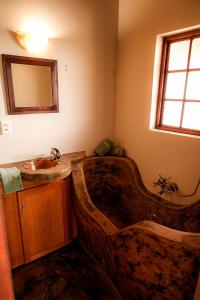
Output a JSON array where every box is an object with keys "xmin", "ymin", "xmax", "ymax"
[{"xmin": 21, "ymin": 201, "xmax": 25, "ymax": 217}]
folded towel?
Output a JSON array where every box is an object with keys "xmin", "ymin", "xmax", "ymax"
[
  {"xmin": 94, "ymin": 139, "xmax": 114, "ymax": 156},
  {"xmin": 109, "ymin": 145, "xmax": 126, "ymax": 157},
  {"xmin": 0, "ymin": 167, "xmax": 23, "ymax": 194}
]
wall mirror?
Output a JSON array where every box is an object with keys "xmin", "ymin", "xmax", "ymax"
[{"xmin": 2, "ymin": 54, "xmax": 59, "ymax": 114}]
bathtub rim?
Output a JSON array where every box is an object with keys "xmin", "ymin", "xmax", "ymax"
[
  {"xmin": 82, "ymin": 156, "xmax": 200, "ymax": 208},
  {"xmin": 72, "ymin": 155, "xmax": 200, "ymax": 249}
]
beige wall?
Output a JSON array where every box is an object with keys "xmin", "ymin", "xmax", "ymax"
[
  {"xmin": 1, "ymin": 0, "xmax": 199, "ymax": 201},
  {"xmin": 0, "ymin": 0, "xmax": 118, "ymax": 163},
  {"xmin": 116, "ymin": 0, "xmax": 200, "ymax": 201}
]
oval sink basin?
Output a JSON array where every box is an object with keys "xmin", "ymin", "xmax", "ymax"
[
  {"xmin": 20, "ymin": 157, "xmax": 71, "ymax": 182},
  {"xmin": 23, "ymin": 158, "xmax": 58, "ymax": 170}
]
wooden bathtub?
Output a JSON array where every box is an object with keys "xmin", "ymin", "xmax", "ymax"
[{"xmin": 72, "ymin": 156, "xmax": 200, "ymax": 300}]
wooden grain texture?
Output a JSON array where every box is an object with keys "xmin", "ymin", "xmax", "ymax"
[
  {"xmin": 2, "ymin": 54, "xmax": 59, "ymax": 115},
  {"xmin": 0, "ymin": 187, "xmax": 15, "ymax": 300},
  {"xmin": 72, "ymin": 156, "xmax": 200, "ymax": 300},
  {"xmin": 3, "ymin": 193, "xmax": 24, "ymax": 268},
  {"xmin": 18, "ymin": 180, "xmax": 70, "ymax": 263},
  {"xmin": 65, "ymin": 177, "xmax": 78, "ymax": 241}
]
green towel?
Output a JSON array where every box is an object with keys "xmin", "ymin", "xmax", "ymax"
[
  {"xmin": 94, "ymin": 139, "xmax": 114, "ymax": 156},
  {"xmin": 0, "ymin": 167, "xmax": 23, "ymax": 194},
  {"xmin": 109, "ymin": 145, "xmax": 126, "ymax": 157}
]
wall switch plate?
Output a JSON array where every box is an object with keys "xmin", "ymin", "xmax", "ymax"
[{"xmin": 0, "ymin": 120, "xmax": 12, "ymax": 135}]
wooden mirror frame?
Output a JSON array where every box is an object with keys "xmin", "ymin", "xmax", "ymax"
[{"xmin": 2, "ymin": 54, "xmax": 59, "ymax": 114}]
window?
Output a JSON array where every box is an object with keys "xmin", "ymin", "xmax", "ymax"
[{"xmin": 156, "ymin": 29, "xmax": 200, "ymax": 136}]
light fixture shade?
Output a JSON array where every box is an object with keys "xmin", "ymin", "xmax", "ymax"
[{"xmin": 16, "ymin": 30, "xmax": 48, "ymax": 53}]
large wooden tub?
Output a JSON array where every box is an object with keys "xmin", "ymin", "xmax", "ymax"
[{"xmin": 72, "ymin": 156, "xmax": 200, "ymax": 300}]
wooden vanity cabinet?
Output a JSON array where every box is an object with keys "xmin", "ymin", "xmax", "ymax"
[
  {"xmin": 18, "ymin": 179, "xmax": 71, "ymax": 263},
  {"xmin": 3, "ymin": 177, "xmax": 77, "ymax": 268},
  {"xmin": 3, "ymin": 192, "xmax": 24, "ymax": 268}
]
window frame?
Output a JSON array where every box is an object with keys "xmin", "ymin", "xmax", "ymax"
[{"xmin": 155, "ymin": 28, "xmax": 200, "ymax": 137}]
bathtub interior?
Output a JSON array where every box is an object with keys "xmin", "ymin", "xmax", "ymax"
[{"xmin": 83, "ymin": 157, "xmax": 200, "ymax": 233}]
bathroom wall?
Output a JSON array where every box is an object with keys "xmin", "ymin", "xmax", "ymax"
[
  {"xmin": 0, "ymin": 0, "xmax": 118, "ymax": 163},
  {"xmin": 115, "ymin": 0, "xmax": 200, "ymax": 201}
]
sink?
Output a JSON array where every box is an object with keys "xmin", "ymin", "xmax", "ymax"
[
  {"xmin": 23, "ymin": 158, "xmax": 58, "ymax": 170},
  {"xmin": 20, "ymin": 157, "xmax": 71, "ymax": 182},
  {"xmin": 0, "ymin": 152, "xmax": 85, "ymax": 187}
]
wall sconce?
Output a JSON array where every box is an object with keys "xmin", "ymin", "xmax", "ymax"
[{"xmin": 16, "ymin": 30, "xmax": 48, "ymax": 53}]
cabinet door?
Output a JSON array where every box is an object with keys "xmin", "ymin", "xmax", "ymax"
[
  {"xmin": 0, "ymin": 189, "xmax": 15, "ymax": 299},
  {"xmin": 18, "ymin": 179, "xmax": 69, "ymax": 263},
  {"xmin": 3, "ymin": 193, "xmax": 24, "ymax": 268}
]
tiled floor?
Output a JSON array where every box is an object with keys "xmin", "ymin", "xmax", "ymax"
[{"xmin": 12, "ymin": 240, "xmax": 123, "ymax": 300}]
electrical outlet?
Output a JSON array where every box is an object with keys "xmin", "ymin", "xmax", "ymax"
[{"xmin": 0, "ymin": 120, "xmax": 12, "ymax": 135}]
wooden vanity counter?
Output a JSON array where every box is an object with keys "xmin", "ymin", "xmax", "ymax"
[
  {"xmin": 0, "ymin": 151, "xmax": 85, "ymax": 190},
  {"xmin": 0, "ymin": 151, "xmax": 85, "ymax": 268}
]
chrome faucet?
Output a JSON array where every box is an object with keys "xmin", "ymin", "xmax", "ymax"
[{"xmin": 50, "ymin": 148, "xmax": 62, "ymax": 161}]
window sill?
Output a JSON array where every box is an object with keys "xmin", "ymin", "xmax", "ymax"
[{"xmin": 149, "ymin": 127, "xmax": 200, "ymax": 139}]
